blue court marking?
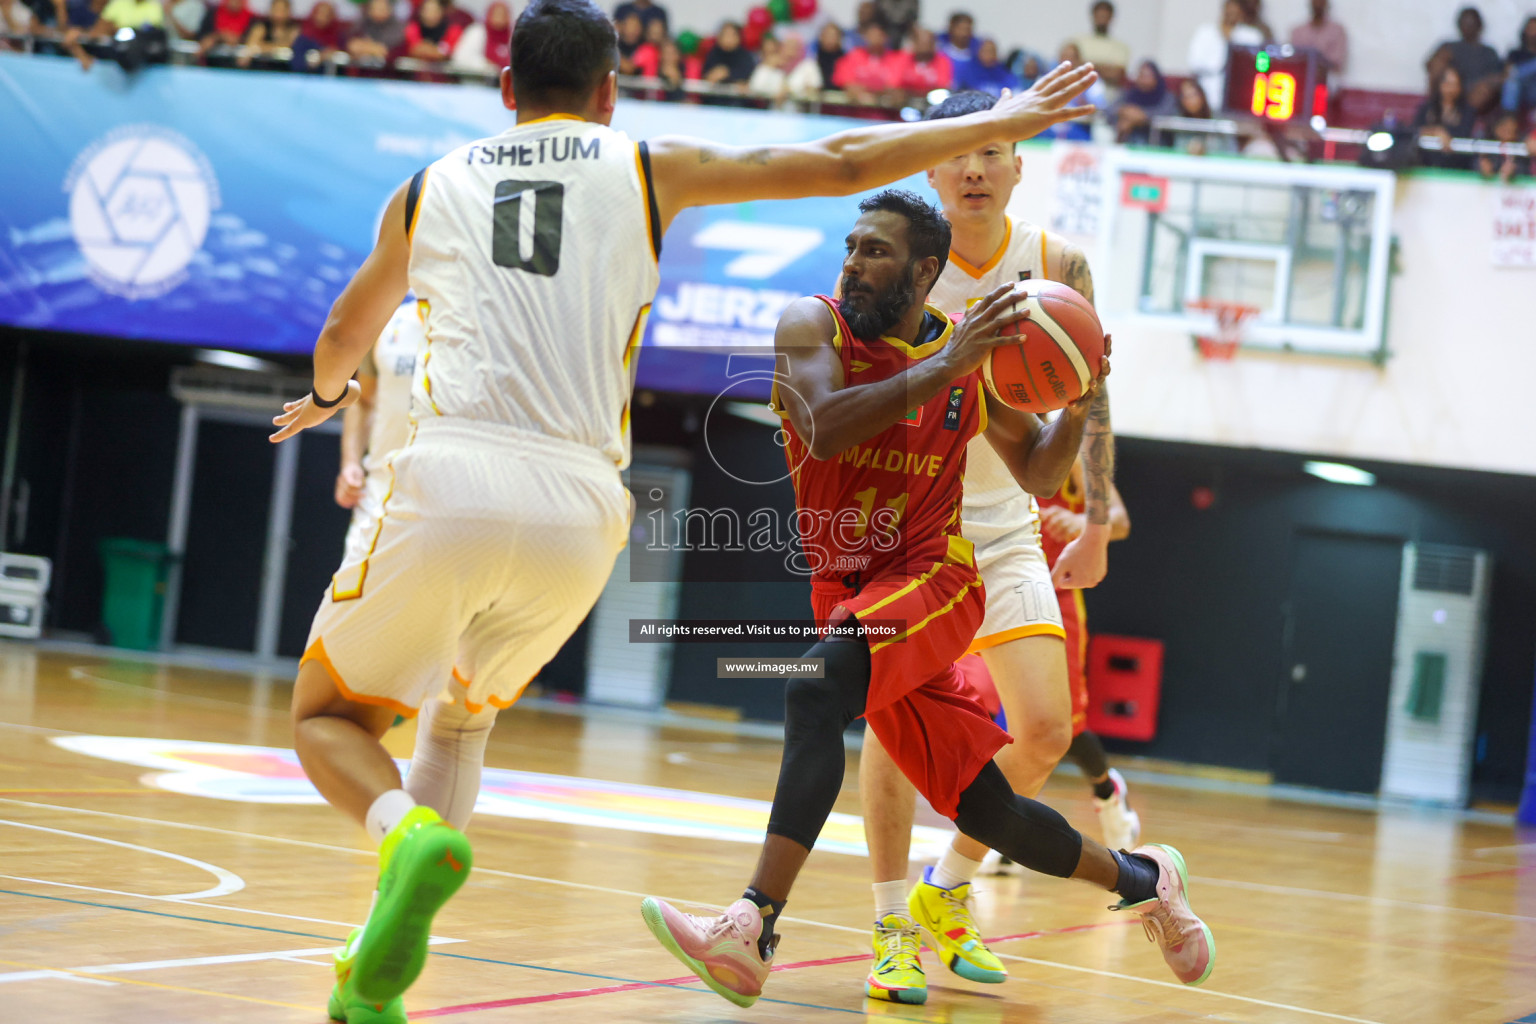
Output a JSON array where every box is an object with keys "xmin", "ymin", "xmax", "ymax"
[
  {"xmin": 1, "ymin": 888, "xmax": 859, "ymax": 1016},
  {"xmin": 0, "ymin": 888, "xmax": 340, "ymax": 942},
  {"xmin": 1508, "ymin": 1013, "xmax": 1536, "ymax": 1023}
]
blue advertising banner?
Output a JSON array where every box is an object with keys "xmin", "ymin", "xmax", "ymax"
[{"xmin": 0, "ymin": 53, "xmax": 924, "ymax": 396}]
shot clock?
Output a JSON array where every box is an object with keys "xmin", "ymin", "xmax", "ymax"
[{"xmin": 1223, "ymin": 45, "xmax": 1327, "ymax": 125}]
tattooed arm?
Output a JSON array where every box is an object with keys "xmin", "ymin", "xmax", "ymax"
[{"xmin": 1050, "ymin": 241, "xmax": 1116, "ymax": 589}]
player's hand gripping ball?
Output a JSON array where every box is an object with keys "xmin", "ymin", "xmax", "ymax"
[{"xmin": 979, "ymin": 280, "xmax": 1106, "ymax": 413}]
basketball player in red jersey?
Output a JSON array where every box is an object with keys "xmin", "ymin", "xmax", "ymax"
[{"xmin": 641, "ymin": 191, "xmax": 1214, "ymax": 1007}]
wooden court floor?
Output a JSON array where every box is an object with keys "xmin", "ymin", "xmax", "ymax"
[{"xmin": 1, "ymin": 645, "xmax": 1534, "ymax": 1024}]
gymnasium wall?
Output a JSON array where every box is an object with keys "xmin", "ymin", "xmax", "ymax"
[{"xmin": 1006, "ymin": 144, "xmax": 1536, "ymax": 479}]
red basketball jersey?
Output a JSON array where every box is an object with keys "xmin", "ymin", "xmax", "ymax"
[
  {"xmin": 776, "ymin": 296, "xmax": 986, "ymax": 583},
  {"xmin": 1039, "ymin": 461, "xmax": 1085, "ymax": 567}
]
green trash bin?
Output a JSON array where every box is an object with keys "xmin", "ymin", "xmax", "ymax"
[{"xmin": 99, "ymin": 538, "xmax": 173, "ymax": 651}]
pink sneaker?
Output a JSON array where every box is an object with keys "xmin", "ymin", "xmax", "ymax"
[
  {"xmin": 1111, "ymin": 844, "xmax": 1215, "ymax": 986},
  {"xmin": 641, "ymin": 897, "xmax": 774, "ymax": 1007}
]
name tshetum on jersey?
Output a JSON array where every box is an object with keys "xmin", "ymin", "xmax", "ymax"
[{"xmin": 465, "ymin": 136, "xmax": 602, "ymax": 167}]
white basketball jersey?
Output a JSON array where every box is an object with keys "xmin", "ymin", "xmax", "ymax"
[
  {"xmin": 928, "ymin": 215, "xmax": 1053, "ymax": 510},
  {"xmin": 406, "ymin": 115, "xmax": 661, "ymax": 467},
  {"xmin": 364, "ymin": 301, "xmax": 425, "ymax": 473}
]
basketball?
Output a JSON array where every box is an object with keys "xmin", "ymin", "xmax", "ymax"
[{"xmin": 979, "ymin": 280, "xmax": 1106, "ymax": 414}]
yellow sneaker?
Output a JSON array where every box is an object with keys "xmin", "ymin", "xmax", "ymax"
[
  {"xmin": 907, "ymin": 867, "xmax": 1006, "ymax": 984},
  {"xmin": 864, "ymin": 914, "xmax": 927, "ymax": 1004},
  {"xmin": 349, "ymin": 805, "xmax": 472, "ymax": 1005}
]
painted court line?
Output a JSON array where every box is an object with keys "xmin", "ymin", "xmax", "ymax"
[
  {"xmin": 0, "ymin": 799, "xmax": 1450, "ymax": 1022},
  {"xmin": 0, "ymin": 957, "xmax": 314, "ymax": 1012},
  {"xmin": 0, "ymin": 819, "xmax": 244, "ymax": 899},
  {"xmin": 0, "ymin": 946, "xmax": 342, "ymax": 984}
]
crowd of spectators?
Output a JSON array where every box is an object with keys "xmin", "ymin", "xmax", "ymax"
[{"xmin": 2, "ymin": 0, "xmax": 1533, "ymax": 176}]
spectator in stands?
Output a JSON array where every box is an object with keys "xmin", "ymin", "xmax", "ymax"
[
  {"xmin": 165, "ymin": 0, "xmax": 206, "ymax": 38},
  {"xmin": 95, "ymin": 0, "xmax": 167, "ymax": 69},
  {"xmin": 1428, "ymin": 7, "xmax": 1504, "ymax": 114},
  {"xmin": 1006, "ymin": 46, "xmax": 1043, "ymax": 89},
  {"xmin": 613, "ymin": 0, "xmax": 665, "ymax": 37},
  {"xmin": 404, "ymin": 0, "xmax": 460, "ymax": 61},
  {"xmin": 875, "ymin": 0, "xmax": 916, "ymax": 43},
  {"xmin": 1415, "ymin": 66, "xmax": 1476, "ymax": 169},
  {"xmin": 1112, "ymin": 60, "xmax": 1173, "ymax": 143},
  {"xmin": 1072, "ymin": 0, "xmax": 1128, "ymax": 90},
  {"xmin": 1166, "ymin": 77, "xmax": 1235, "ymax": 154},
  {"xmin": 239, "ymin": 0, "xmax": 299, "ymax": 67},
  {"xmin": 440, "ymin": 0, "xmax": 471, "ymax": 34},
  {"xmin": 1043, "ymin": 41, "xmax": 1103, "ymax": 140},
  {"xmin": 749, "ymin": 31, "xmax": 821, "ymax": 103},
  {"xmin": 1502, "ymin": 16, "xmax": 1536, "ymax": 113},
  {"xmin": 939, "ymin": 11, "xmax": 978, "ymax": 84},
  {"xmin": 654, "ymin": 36, "xmax": 689, "ymax": 98},
  {"xmin": 833, "ymin": 20, "xmax": 908, "ymax": 104},
  {"xmin": 701, "ymin": 20, "xmax": 755, "ymax": 88},
  {"xmin": 347, "ymin": 0, "xmax": 403, "ymax": 62},
  {"xmin": 1188, "ymin": 0, "xmax": 1262, "ymax": 115},
  {"xmin": 847, "ymin": 0, "xmax": 880, "ymax": 48},
  {"xmin": 814, "ymin": 20, "xmax": 845, "ymax": 86},
  {"xmin": 1237, "ymin": 0, "xmax": 1273, "ymax": 42},
  {"xmin": 292, "ymin": 0, "xmax": 345, "ymax": 67},
  {"xmin": 902, "ymin": 26, "xmax": 952, "ymax": 99},
  {"xmin": 956, "ymin": 37, "xmax": 1019, "ymax": 96},
  {"xmin": 616, "ymin": 11, "xmax": 656, "ymax": 75},
  {"xmin": 1289, "ymin": 0, "xmax": 1346, "ymax": 80},
  {"xmin": 197, "ymin": 0, "xmax": 253, "ymax": 60},
  {"xmin": 449, "ymin": 0, "xmax": 508, "ymax": 73},
  {"xmin": 1479, "ymin": 109, "xmax": 1532, "ymax": 181}
]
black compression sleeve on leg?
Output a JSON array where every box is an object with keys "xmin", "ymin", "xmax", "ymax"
[
  {"xmin": 952, "ymin": 760, "xmax": 1084, "ymax": 878},
  {"xmin": 764, "ymin": 638, "xmax": 871, "ymax": 851},
  {"xmin": 1066, "ymin": 730, "xmax": 1110, "ymax": 781}
]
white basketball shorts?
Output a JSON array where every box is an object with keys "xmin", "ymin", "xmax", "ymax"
[
  {"xmin": 303, "ymin": 418, "xmax": 629, "ymax": 716},
  {"xmin": 963, "ymin": 491, "xmax": 1066, "ymax": 654}
]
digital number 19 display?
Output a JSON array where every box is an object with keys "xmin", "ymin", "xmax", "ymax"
[{"xmin": 1224, "ymin": 45, "xmax": 1322, "ymax": 124}]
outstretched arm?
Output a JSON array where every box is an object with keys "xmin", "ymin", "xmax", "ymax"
[
  {"xmin": 774, "ymin": 286, "xmax": 1028, "ymax": 461},
  {"xmin": 271, "ymin": 180, "xmax": 411, "ymax": 442},
  {"xmin": 645, "ymin": 62, "xmax": 1098, "ymax": 231}
]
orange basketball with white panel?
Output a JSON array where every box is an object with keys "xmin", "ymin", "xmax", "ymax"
[{"xmin": 979, "ymin": 280, "xmax": 1105, "ymax": 414}]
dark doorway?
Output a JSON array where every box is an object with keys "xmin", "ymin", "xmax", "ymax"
[
  {"xmin": 1272, "ymin": 531, "xmax": 1403, "ymax": 793},
  {"xmin": 175, "ymin": 421, "xmax": 274, "ymax": 651}
]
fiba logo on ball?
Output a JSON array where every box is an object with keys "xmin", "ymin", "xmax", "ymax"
[{"xmin": 64, "ymin": 125, "xmax": 220, "ymax": 300}]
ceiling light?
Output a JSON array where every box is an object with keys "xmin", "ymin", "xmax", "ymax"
[{"xmin": 1304, "ymin": 460, "xmax": 1376, "ymax": 486}]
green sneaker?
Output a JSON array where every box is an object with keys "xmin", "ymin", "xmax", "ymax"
[
  {"xmin": 329, "ymin": 929, "xmax": 407, "ymax": 1024},
  {"xmin": 349, "ymin": 805, "xmax": 473, "ymax": 1005}
]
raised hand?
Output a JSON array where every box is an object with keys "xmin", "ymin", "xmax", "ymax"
[
  {"xmin": 944, "ymin": 283, "xmax": 1031, "ymax": 376},
  {"xmin": 991, "ymin": 61, "xmax": 1099, "ymax": 140}
]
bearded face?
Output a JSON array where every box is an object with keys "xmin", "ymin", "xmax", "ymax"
[{"xmin": 838, "ymin": 259, "xmax": 918, "ymax": 339}]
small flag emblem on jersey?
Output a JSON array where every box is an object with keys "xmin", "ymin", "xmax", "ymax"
[
  {"xmin": 902, "ymin": 406, "xmax": 923, "ymax": 427},
  {"xmin": 944, "ymin": 386, "xmax": 965, "ymax": 430}
]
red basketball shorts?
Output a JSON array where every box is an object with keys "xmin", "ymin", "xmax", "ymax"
[
  {"xmin": 809, "ymin": 535, "xmax": 1010, "ymax": 819},
  {"xmin": 1059, "ymin": 587, "xmax": 1089, "ymax": 737}
]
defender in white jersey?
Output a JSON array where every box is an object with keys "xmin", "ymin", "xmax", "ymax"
[
  {"xmin": 267, "ymin": 3, "xmax": 1101, "ymax": 1018},
  {"xmin": 335, "ymin": 299, "xmax": 423, "ymax": 565},
  {"xmin": 857, "ymin": 90, "xmax": 1128, "ymax": 1005}
]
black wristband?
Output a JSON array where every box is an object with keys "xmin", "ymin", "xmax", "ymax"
[{"xmin": 311, "ymin": 384, "xmax": 348, "ymax": 408}]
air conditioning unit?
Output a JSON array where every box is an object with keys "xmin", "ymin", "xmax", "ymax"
[
  {"xmin": 1379, "ymin": 544, "xmax": 1492, "ymax": 805},
  {"xmin": 0, "ymin": 553, "xmax": 51, "ymax": 640}
]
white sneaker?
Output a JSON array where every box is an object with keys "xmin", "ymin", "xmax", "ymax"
[
  {"xmin": 978, "ymin": 849, "xmax": 1022, "ymax": 876},
  {"xmin": 1094, "ymin": 768, "xmax": 1142, "ymax": 850}
]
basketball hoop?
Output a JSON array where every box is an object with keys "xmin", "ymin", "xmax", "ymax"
[{"xmin": 1185, "ymin": 299, "xmax": 1258, "ymax": 361}]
